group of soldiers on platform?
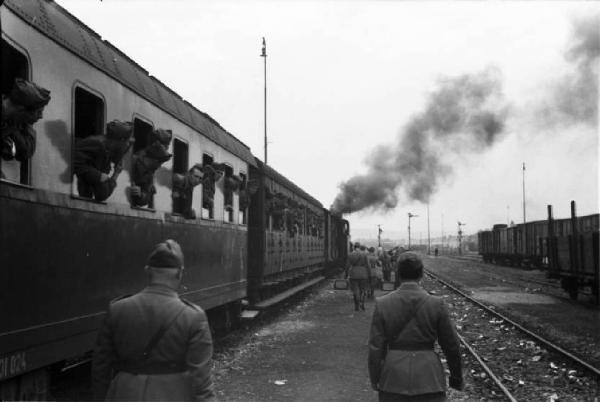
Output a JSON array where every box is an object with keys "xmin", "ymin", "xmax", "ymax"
[{"xmin": 344, "ymin": 242, "xmax": 393, "ymax": 311}]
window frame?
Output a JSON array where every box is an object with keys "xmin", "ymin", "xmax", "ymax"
[
  {"xmin": 0, "ymin": 35, "xmax": 32, "ymax": 186},
  {"xmin": 171, "ymin": 137, "xmax": 189, "ymax": 216},
  {"xmin": 130, "ymin": 114, "xmax": 156, "ymax": 210},
  {"xmin": 238, "ymin": 171, "xmax": 247, "ymax": 225},
  {"xmin": 201, "ymin": 152, "xmax": 215, "ymax": 220},
  {"xmin": 70, "ymin": 82, "xmax": 107, "ymax": 198}
]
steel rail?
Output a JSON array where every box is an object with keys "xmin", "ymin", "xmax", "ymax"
[
  {"xmin": 425, "ymin": 270, "xmax": 600, "ymax": 378},
  {"xmin": 456, "ymin": 333, "xmax": 517, "ymax": 402}
]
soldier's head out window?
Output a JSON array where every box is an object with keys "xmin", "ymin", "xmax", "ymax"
[
  {"xmin": 1, "ymin": 39, "xmax": 30, "ymax": 184},
  {"xmin": 74, "ymin": 87, "xmax": 104, "ymax": 139}
]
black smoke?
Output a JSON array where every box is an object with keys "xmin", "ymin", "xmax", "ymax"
[
  {"xmin": 331, "ymin": 67, "xmax": 508, "ymax": 214},
  {"xmin": 539, "ymin": 14, "xmax": 599, "ymax": 127}
]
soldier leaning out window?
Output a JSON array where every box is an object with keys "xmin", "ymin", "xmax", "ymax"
[
  {"xmin": 1, "ymin": 78, "xmax": 51, "ymax": 178},
  {"xmin": 73, "ymin": 120, "xmax": 133, "ymax": 202},
  {"xmin": 200, "ymin": 163, "xmax": 224, "ymax": 217},
  {"xmin": 130, "ymin": 129, "xmax": 172, "ymax": 208},
  {"xmin": 172, "ymin": 163, "xmax": 204, "ymax": 219}
]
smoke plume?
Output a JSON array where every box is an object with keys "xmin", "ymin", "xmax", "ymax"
[
  {"xmin": 331, "ymin": 67, "xmax": 508, "ymax": 214},
  {"xmin": 538, "ymin": 14, "xmax": 599, "ymax": 127}
]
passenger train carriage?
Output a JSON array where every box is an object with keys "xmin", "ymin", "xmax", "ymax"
[{"xmin": 0, "ymin": 1, "xmax": 350, "ymax": 399}]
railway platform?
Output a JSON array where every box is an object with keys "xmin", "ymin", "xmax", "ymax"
[{"xmin": 213, "ymin": 280, "xmax": 469, "ymax": 402}]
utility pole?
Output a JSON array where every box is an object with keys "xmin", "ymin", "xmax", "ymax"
[
  {"xmin": 457, "ymin": 221, "xmax": 466, "ymax": 255},
  {"xmin": 427, "ymin": 203, "xmax": 431, "ymax": 255},
  {"xmin": 260, "ymin": 37, "xmax": 268, "ymax": 165},
  {"xmin": 522, "ymin": 162, "xmax": 526, "ymax": 223},
  {"xmin": 377, "ymin": 225, "xmax": 382, "ymax": 247},
  {"xmin": 408, "ymin": 213, "xmax": 418, "ymax": 250},
  {"xmin": 441, "ymin": 213, "xmax": 444, "ymax": 250}
]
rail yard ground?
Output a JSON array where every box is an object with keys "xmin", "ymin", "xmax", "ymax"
[{"xmin": 51, "ymin": 255, "xmax": 600, "ymax": 401}]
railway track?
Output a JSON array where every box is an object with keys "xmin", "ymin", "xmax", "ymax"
[
  {"xmin": 424, "ymin": 270, "xmax": 599, "ymax": 401},
  {"xmin": 442, "ymin": 254, "xmax": 594, "ymax": 300}
]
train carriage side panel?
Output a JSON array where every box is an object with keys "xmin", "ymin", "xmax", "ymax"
[{"xmin": 1, "ymin": 0, "xmax": 255, "ymax": 387}]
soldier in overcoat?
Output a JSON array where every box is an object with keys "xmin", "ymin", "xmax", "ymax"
[
  {"xmin": 368, "ymin": 253, "xmax": 463, "ymax": 401},
  {"xmin": 92, "ymin": 240, "xmax": 215, "ymax": 402},
  {"xmin": 345, "ymin": 242, "xmax": 371, "ymax": 311},
  {"xmin": 1, "ymin": 78, "xmax": 50, "ymax": 174},
  {"xmin": 73, "ymin": 120, "xmax": 133, "ymax": 201}
]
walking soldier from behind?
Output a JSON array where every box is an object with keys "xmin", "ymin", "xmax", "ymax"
[
  {"xmin": 1, "ymin": 78, "xmax": 51, "ymax": 175},
  {"xmin": 345, "ymin": 242, "xmax": 371, "ymax": 311},
  {"xmin": 92, "ymin": 240, "xmax": 215, "ymax": 402},
  {"xmin": 74, "ymin": 120, "xmax": 134, "ymax": 202},
  {"xmin": 368, "ymin": 253, "xmax": 463, "ymax": 401}
]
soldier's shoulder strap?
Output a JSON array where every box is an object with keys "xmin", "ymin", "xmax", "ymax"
[
  {"xmin": 180, "ymin": 297, "xmax": 201, "ymax": 312},
  {"xmin": 110, "ymin": 294, "xmax": 133, "ymax": 304}
]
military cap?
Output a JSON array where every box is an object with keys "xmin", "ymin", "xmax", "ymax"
[
  {"xmin": 147, "ymin": 239, "xmax": 184, "ymax": 269},
  {"xmin": 106, "ymin": 120, "xmax": 133, "ymax": 141},
  {"xmin": 9, "ymin": 78, "xmax": 51, "ymax": 110},
  {"xmin": 145, "ymin": 141, "xmax": 172, "ymax": 162},
  {"xmin": 151, "ymin": 128, "xmax": 172, "ymax": 146}
]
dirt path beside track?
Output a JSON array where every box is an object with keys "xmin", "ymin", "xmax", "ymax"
[{"xmin": 213, "ymin": 281, "xmax": 469, "ymax": 402}]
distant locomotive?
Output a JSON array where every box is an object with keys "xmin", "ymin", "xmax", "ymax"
[
  {"xmin": 0, "ymin": 1, "xmax": 349, "ymax": 399},
  {"xmin": 478, "ymin": 201, "xmax": 599, "ymax": 303}
]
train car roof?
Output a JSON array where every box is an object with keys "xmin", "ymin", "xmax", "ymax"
[
  {"xmin": 4, "ymin": 0, "xmax": 256, "ymax": 167},
  {"xmin": 255, "ymin": 158, "xmax": 323, "ymax": 209}
]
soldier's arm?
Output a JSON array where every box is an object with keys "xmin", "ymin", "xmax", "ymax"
[
  {"xmin": 368, "ymin": 302, "xmax": 386, "ymax": 389},
  {"xmin": 73, "ymin": 140, "xmax": 104, "ymax": 184},
  {"xmin": 436, "ymin": 299, "xmax": 463, "ymax": 390},
  {"xmin": 187, "ymin": 310, "xmax": 216, "ymax": 402},
  {"xmin": 13, "ymin": 125, "xmax": 36, "ymax": 162},
  {"xmin": 91, "ymin": 308, "xmax": 117, "ymax": 401}
]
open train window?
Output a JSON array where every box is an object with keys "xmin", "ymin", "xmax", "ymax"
[
  {"xmin": 201, "ymin": 153, "xmax": 214, "ymax": 219},
  {"xmin": 1, "ymin": 39, "xmax": 31, "ymax": 185},
  {"xmin": 223, "ymin": 164, "xmax": 234, "ymax": 223},
  {"xmin": 132, "ymin": 117, "xmax": 153, "ymax": 153},
  {"xmin": 132, "ymin": 117, "xmax": 154, "ymax": 207},
  {"xmin": 172, "ymin": 138, "xmax": 188, "ymax": 215},
  {"xmin": 74, "ymin": 87, "xmax": 104, "ymax": 139},
  {"xmin": 238, "ymin": 172, "xmax": 247, "ymax": 225}
]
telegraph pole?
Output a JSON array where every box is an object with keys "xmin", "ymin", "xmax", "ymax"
[
  {"xmin": 260, "ymin": 38, "xmax": 268, "ymax": 164},
  {"xmin": 457, "ymin": 221, "xmax": 466, "ymax": 255},
  {"xmin": 427, "ymin": 203, "xmax": 431, "ymax": 255},
  {"xmin": 408, "ymin": 213, "xmax": 418, "ymax": 250}
]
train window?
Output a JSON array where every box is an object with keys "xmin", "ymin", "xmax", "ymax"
[
  {"xmin": 1, "ymin": 39, "xmax": 31, "ymax": 185},
  {"xmin": 132, "ymin": 117, "xmax": 154, "ymax": 207},
  {"xmin": 201, "ymin": 153, "xmax": 214, "ymax": 219},
  {"xmin": 172, "ymin": 138, "xmax": 188, "ymax": 215},
  {"xmin": 132, "ymin": 118, "xmax": 153, "ymax": 153},
  {"xmin": 238, "ymin": 172, "xmax": 247, "ymax": 225},
  {"xmin": 223, "ymin": 164, "xmax": 234, "ymax": 223},
  {"xmin": 74, "ymin": 87, "xmax": 104, "ymax": 139}
]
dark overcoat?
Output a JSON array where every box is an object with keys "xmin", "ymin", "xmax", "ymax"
[
  {"xmin": 368, "ymin": 282, "xmax": 462, "ymax": 396},
  {"xmin": 92, "ymin": 284, "xmax": 215, "ymax": 402}
]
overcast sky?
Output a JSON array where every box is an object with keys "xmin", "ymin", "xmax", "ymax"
[{"xmin": 57, "ymin": 0, "xmax": 599, "ymax": 241}]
